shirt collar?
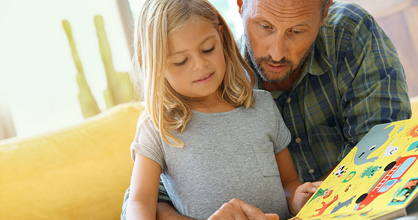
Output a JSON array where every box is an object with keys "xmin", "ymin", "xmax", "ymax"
[{"xmin": 304, "ymin": 39, "xmax": 334, "ymax": 76}]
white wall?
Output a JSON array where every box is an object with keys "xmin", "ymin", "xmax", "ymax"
[{"xmin": 0, "ymin": 0, "xmax": 132, "ymax": 137}]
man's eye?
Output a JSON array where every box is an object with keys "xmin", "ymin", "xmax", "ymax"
[
  {"xmin": 174, "ymin": 58, "xmax": 188, "ymax": 66},
  {"xmin": 202, "ymin": 46, "xmax": 215, "ymax": 53},
  {"xmin": 261, "ymin": 24, "xmax": 271, "ymax": 29},
  {"xmin": 291, "ymin": 29, "xmax": 303, "ymax": 34}
]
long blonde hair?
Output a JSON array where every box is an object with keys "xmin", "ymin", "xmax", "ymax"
[{"xmin": 134, "ymin": 0, "xmax": 255, "ymax": 147}]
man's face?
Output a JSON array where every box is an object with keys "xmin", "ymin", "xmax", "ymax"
[{"xmin": 240, "ymin": 0, "xmax": 326, "ymax": 82}]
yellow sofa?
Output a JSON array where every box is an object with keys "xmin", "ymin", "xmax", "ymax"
[
  {"xmin": 1, "ymin": 96, "xmax": 417, "ymax": 220},
  {"xmin": 411, "ymin": 96, "xmax": 418, "ymax": 119},
  {"xmin": 0, "ymin": 102, "xmax": 144, "ymax": 220}
]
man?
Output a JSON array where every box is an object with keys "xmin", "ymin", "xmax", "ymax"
[{"xmin": 139, "ymin": 0, "xmax": 411, "ymax": 219}]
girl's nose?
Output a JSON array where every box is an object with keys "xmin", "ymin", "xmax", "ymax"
[{"xmin": 193, "ymin": 56, "xmax": 208, "ymax": 71}]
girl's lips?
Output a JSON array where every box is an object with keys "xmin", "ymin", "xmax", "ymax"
[{"xmin": 194, "ymin": 72, "xmax": 214, "ymax": 84}]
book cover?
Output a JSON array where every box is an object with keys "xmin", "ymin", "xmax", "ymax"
[{"xmin": 291, "ymin": 118, "xmax": 418, "ymax": 220}]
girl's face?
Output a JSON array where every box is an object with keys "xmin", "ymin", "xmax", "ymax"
[{"xmin": 165, "ymin": 16, "xmax": 226, "ymax": 100}]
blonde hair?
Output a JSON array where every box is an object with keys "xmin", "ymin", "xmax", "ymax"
[{"xmin": 134, "ymin": 0, "xmax": 255, "ymax": 147}]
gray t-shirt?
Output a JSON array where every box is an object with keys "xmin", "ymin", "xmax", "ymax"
[{"xmin": 131, "ymin": 89, "xmax": 291, "ymax": 219}]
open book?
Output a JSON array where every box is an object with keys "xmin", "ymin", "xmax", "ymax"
[{"xmin": 290, "ymin": 118, "xmax": 418, "ymax": 220}]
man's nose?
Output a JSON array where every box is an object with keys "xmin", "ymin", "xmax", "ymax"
[{"xmin": 268, "ymin": 34, "xmax": 286, "ymax": 62}]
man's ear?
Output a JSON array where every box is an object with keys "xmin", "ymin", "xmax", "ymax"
[
  {"xmin": 321, "ymin": 0, "xmax": 333, "ymax": 24},
  {"xmin": 237, "ymin": 0, "xmax": 243, "ymax": 14}
]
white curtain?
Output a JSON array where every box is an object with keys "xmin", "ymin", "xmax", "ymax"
[
  {"xmin": 0, "ymin": 0, "xmax": 132, "ymax": 138},
  {"xmin": 343, "ymin": 0, "xmax": 418, "ymax": 97},
  {"xmin": 0, "ymin": 102, "xmax": 16, "ymax": 140}
]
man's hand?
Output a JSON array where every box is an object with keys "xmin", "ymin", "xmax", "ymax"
[
  {"xmin": 291, "ymin": 181, "xmax": 323, "ymax": 215},
  {"xmin": 208, "ymin": 198, "xmax": 279, "ymax": 220}
]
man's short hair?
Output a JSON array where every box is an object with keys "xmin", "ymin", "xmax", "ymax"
[{"xmin": 242, "ymin": 0, "xmax": 330, "ymax": 17}]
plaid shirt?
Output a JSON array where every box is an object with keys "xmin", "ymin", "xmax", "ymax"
[
  {"xmin": 154, "ymin": 1, "xmax": 412, "ymax": 204},
  {"xmin": 245, "ymin": 1, "xmax": 411, "ymax": 182}
]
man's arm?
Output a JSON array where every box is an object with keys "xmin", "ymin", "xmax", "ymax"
[
  {"xmin": 337, "ymin": 10, "xmax": 411, "ymax": 162},
  {"xmin": 276, "ymin": 148, "xmax": 322, "ymax": 215},
  {"xmin": 318, "ymin": 166, "xmax": 335, "ymax": 181},
  {"xmin": 156, "ymin": 202, "xmax": 192, "ymax": 220},
  {"xmin": 156, "ymin": 199, "xmax": 278, "ymax": 220},
  {"xmin": 155, "ymin": 180, "xmax": 191, "ymax": 220},
  {"xmin": 156, "ymin": 181, "xmax": 277, "ymax": 220}
]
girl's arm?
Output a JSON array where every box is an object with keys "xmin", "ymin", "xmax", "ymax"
[
  {"xmin": 276, "ymin": 148, "xmax": 321, "ymax": 216},
  {"xmin": 127, "ymin": 152, "xmax": 162, "ymax": 220}
]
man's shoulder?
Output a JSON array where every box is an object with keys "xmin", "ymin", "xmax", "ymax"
[{"xmin": 325, "ymin": 1, "xmax": 373, "ymax": 31}]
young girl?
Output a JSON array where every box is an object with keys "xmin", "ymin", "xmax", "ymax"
[{"xmin": 125, "ymin": 0, "xmax": 319, "ymax": 219}]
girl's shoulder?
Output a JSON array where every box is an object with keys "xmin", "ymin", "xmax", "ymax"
[
  {"xmin": 137, "ymin": 111, "xmax": 157, "ymax": 131},
  {"xmin": 134, "ymin": 110, "xmax": 163, "ymax": 143}
]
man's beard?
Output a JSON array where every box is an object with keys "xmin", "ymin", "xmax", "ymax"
[{"xmin": 246, "ymin": 38, "xmax": 313, "ymax": 83}]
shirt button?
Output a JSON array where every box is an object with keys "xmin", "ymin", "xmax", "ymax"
[
  {"xmin": 295, "ymin": 137, "xmax": 301, "ymax": 143},
  {"xmin": 287, "ymin": 98, "xmax": 292, "ymax": 103},
  {"xmin": 308, "ymin": 169, "xmax": 315, "ymax": 174}
]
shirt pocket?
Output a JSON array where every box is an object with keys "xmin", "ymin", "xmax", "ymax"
[{"xmin": 252, "ymin": 142, "xmax": 280, "ymax": 177}]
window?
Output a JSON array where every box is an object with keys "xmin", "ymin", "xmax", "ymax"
[
  {"xmin": 0, "ymin": 0, "xmax": 132, "ymax": 138},
  {"xmin": 341, "ymin": 0, "xmax": 418, "ymax": 97},
  {"xmin": 128, "ymin": 0, "xmax": 243, "ymax": 40}
]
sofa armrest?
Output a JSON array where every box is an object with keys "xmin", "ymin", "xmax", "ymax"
[{"xmin": 0, "ymin": 102, "xmax": 144, "ymax": 220}]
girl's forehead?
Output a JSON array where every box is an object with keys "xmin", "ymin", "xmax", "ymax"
[{"xmin": 168, "ymin": 17, "xmax": 217, "ymax": 44}]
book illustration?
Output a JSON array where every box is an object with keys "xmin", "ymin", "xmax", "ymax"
[
  {"xmin": 408, "ymin": 141, "xmax": 418, "ymax": 152},
  {"xmin": 382, "ymin": 140, "xmax": 399, "ymax": 158},
  {"xmin": 311, "ymin": 194, "xmax": 339, "ymax": 217},
  {"xmin": 354, "ymin": 155, "xmax": 418, "ymax": 211},
  {"xmin": 360, "ymin": 166, "xmax": 382, "ymax": 178},
  {"xmin": 307, "ymin": 186, "xmax": 334, "ymax": 204},
  {"xmin": 389, "ymin": 178, "xmax": 418, "ymax": 205},
  {"xmin": 331, "ymin": 195, "xmax": 355, "ymax": 214},
  {"xmin": 291, "ymin": 118, "xmax": 418, "ymax": 220},
  {"xmin": 332, "ymin": 165, "xmax": 348, "ymax": 177},
  {"xmin": 354, "ymin": 125, "xmax": 394, "ymax": 165},
  {"xmin": 408, "ymin": 124, "xmax": 418, "ymax": 138}
]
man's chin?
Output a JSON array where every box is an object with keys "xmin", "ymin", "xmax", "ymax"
[{"xmin": 259, "ymin": 71, "xmax": 292, "ymax": 83}]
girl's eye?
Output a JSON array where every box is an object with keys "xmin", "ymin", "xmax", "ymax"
[
  {"xmin": 202, "ymin": 46, "xmax": 215, "ymax": 53},
  {"xmin": 174, "ymin": 58, "xmax": 188, "ymax": 66}
]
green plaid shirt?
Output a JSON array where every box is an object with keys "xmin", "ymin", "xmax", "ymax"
[
  {"xmin": 246, "ymin": 1, "xmax": 411, "ymax": 182},
  {"xmin": 155, "ymin": 1, "xmax": 411, "ymax": 204}
]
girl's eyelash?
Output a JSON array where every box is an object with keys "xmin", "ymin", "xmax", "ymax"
[
  {"xmin": 173, "ymin": 45, "xmax": 214, "ymax": 66},
  {"xmin": 174, "ymin": 58, "xmax": 188, "ymax": 66},
  {"xmin": 203, "ymin": 46, "xmax": 215, "ymax": 53}
]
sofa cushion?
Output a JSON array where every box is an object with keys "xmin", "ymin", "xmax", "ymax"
[
  {"xmin": 0, "ymin": 102, "xmax": 144, "ymax": 220},
  {"xmin": 411, "ymin": 96, "xmax": 418, "ymax": 119}
]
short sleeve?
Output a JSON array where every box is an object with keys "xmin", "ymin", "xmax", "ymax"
[
  {"xmin": 273, "ymin": 102, "xmax": 291, "ymax": 154},
  {"xmin": 130, "ymin": 113, "xmax": 166, "ymax": 171},
  {"xmin": 262, "ymin": 91, "xmax": 291, "ymax": 154}
]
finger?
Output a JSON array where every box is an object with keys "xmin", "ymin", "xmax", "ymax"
[
  {"xmin": 312, "ymin": 181, "xmax": 323, "ymax": 187},
  {"xmin": 239, "ymin": 200, "xmax": 270, "ymax": 220},
  {"xmin": 266, "ymin": 213, "xmax": 280, "ymax": 220},
  {"xmin": 308, "ymin": 181, "xmax": 324, "ymax": 193},
  {"xmin": 208, "ymin": 199, "xmax": 248, "ymax": 220},
  {"xmin": 297, "ymin": 182, "xmax": 315, "ymax": 194}
]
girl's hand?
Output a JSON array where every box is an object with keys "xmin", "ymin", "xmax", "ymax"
[
  {"xmin": 266, "ymin": 213, "xmax": 280, "ymax": 220},
  {"xmin": 291, "ymin": 181, "xmax": 323, "ymax": 215}
]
